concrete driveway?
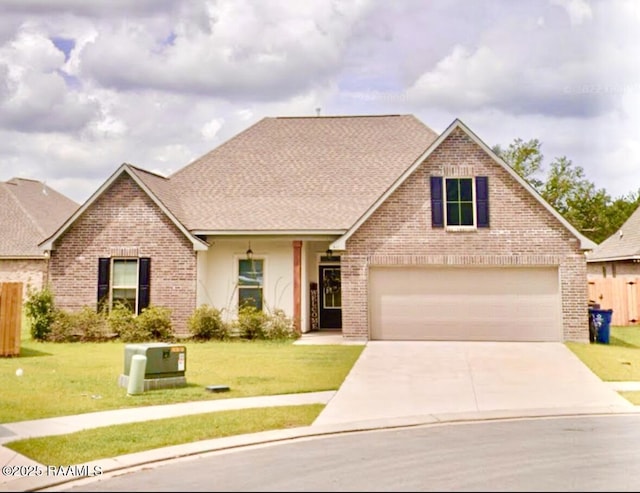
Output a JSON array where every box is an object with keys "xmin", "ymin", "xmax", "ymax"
[{"xmin": 313, "ymin": 341, "xmax": 634, "ymax": 426}]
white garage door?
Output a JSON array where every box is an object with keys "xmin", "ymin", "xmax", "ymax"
[{"xmin": 369, "ymin": 266, "xmax": 562, "ymax": 341}]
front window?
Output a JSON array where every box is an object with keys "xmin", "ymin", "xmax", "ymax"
[
  {"xmin": 112, "ymin": 259, "xmax": 138, "ymax": 311},
  {"xmin": 238, "ymin": 258, "xmax": 263, "ymax": 310},
  {"xmin": 97, "ymin": 256, "xmax": 150, "ymax": 314},
  {"xmin": 445, "ymin": 178, "xmax": 475, "ymax": 227}
]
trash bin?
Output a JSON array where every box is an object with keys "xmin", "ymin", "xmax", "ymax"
[{"xmin": 589, "ymin": 308, "xmax": 613, "ymax": 344}]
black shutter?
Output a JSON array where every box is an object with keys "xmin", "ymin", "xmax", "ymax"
[
  {"xmin": 476, "ymin": 176, "xmax": 489, "ymax": 228},
  {"xmin": 138, "ymin": 257, "xmax": 151, "ymax": 314},
  {"xmin": 97, "ymin": 258, "xmax": 110, "ymax": 312},
  {"xmin": 430, "ymin": 176, "xmax": 444, "ymax": 228}
]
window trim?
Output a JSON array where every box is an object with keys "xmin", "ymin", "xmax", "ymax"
[
  {"xmin": 111, "ymin": 258, "xmax": 139, "ymax": 313},
  {"xmin": 444, "ymin": 176, "xmax": 477, "ymax": 230},
  {"xmin": 236, "ymin": 254, "xmax": 266, "ymax": 311}
]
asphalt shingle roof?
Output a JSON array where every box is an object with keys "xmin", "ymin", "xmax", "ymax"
[
  {"xmin": 0, "ymin": 178, "xmax": 78, "ymax": 257},
  {"xmin": 166, "ymin": 115, "xmax": 438, "ymax": 231},
  {"xmin": 587, "ymin": 203, "xmax": 640, "ymax": 261}
]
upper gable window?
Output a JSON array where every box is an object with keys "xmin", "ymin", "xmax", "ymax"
[
  {"xmin": 446, "ymin": 178, "xmax": 474, "ymax": 226},
  {"xmin": 430, "ymin": 176, "xmax": 489, "ymax": 229}
]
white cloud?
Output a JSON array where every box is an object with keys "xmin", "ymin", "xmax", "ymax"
[
  {"xmin": 201, "ymin": 118, "xmax": 223, "ymax": 141},
  {"xmin": 0, "ymin": 0, "xmax": 638, "ymax": 206},
  {"xmin": 0, "ymin": 24, "xmax": 99, "ymax": 132},
  {"xmin": 550, "ymin": 0, "xmax": 593, "ymax": 26},
  {"xmin": 403, "ymin": 2, "xmax": 620, "ymax": 119},
  {"xmin": 77, "ymin": 0, "xmax": 372, "ymax": 101}
]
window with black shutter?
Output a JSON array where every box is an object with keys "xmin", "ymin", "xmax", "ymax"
[
  {"xmin": 96, "ymin": 257, "xmax": 151, "ymax": 313},
  {"xmin": 430, "ymin": 175, "xmax": 489, "ymax": 229}
]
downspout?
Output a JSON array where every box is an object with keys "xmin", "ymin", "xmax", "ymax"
[{"xmin": 43, "ymin": 250, "xmax": 50, "ymax": 287}]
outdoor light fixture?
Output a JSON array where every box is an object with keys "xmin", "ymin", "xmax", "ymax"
[
  {"xmin": 246, "ymin": 243, "xmax": 253, "ymax": 260},
  {"xmin": 325, "ymin": 248, "xmax": 333, "ymax": 259}
]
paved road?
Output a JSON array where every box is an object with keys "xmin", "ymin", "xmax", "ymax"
[{"xmin": 55, "ymin": 414, "xmax": 640, "ymax": 492}]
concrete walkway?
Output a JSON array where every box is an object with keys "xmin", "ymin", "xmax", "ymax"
[{"xmin": 2, "ymin": 338, "xmax": 640, "ymax": 492}]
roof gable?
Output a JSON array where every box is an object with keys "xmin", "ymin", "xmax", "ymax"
[
  {"xmin": 39, "ymin": 164, "xmax": 208, "ymax": 252},
  {"xmin": 586, "ymin": 202, "xmax": 640, "ymax": 262},
  {"xmin": 330, "ymin": 118, "xmax": 597, "ymax": 251}
]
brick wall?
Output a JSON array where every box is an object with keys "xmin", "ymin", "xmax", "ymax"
[
  {"xmin": 0, "ymin": 259, "xmax": 47, "ymax": 299},
  {"xmin": 48, "ymin": 173, "xmax": 197, "ymax": 335},
  {"xmin": 342, "ymin": 127, "xmax": 589, "ymax": 342}
]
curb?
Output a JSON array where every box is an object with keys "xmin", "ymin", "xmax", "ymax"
[{"xmin": 5, "ymin": 404, "xmax": 640, "ymax": 492}]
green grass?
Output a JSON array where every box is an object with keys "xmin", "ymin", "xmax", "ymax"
[
  {"xmin": 566, "ymin": 325, "xmax": 640, "ymax": 405},
  {"xmin": 5, "ymin": 323, "xmax": 640, "ymax": 466},
  {"xmin": 566, "ymin": 341, "xmax": 640, "ymax": 381},
  {"xmin": 1, "ymin": 327, "xmax": 363, "ymax": 466},
  {"xmin": 0, "ymin": 338, "xmax": 364, "ymax": 422},
  {"xmin": 7, "ymin": 405, "xmax": 324, "ymax": 465}
]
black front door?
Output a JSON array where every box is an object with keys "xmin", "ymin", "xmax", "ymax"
[{"xmin": 319, "ymin": 265, "xmax": 342, "ymax": 329}]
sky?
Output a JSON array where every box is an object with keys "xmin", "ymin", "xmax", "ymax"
[{"xmin": 0, "ymin": 0, "xmax": 638, "ymax": 205}]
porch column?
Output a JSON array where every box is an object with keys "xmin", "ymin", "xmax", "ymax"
[{"xmin": 293, "ymin": 240, "xmax": 302, "ymax": 334}]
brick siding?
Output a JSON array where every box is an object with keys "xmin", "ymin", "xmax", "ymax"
[
  {"xmin": 48, "ymin": 173, "xmax": 197, "ymax": 336},
  {"xmin": 341, "ymin": 127, "xmax": 589, "ymax": 342},
  {"xmin": 0, "ymin": 259, "xmax": 47, "ymax": 299}
]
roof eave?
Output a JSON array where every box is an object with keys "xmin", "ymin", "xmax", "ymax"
[
  {"xmin": 0, "ymin": 254, "xmax": 48, "ymax": 260},
  {"xmin": 586, "ymin": 254, "xmax": 640, "ymax": 263},
  {"xmin": 192, "ymin": 229, "xmax": 346, "ymax": 236}
]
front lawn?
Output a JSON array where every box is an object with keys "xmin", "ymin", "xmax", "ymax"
[{"xmin": 0, "ymin": 337, "xmax": 364, "ymax": 423}]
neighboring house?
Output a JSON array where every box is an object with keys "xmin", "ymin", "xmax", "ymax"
[
  {"xmin": 586, "ymin": 203, "xmax": 640, "ymax": 325},
  {"xmin": 0, "ymin": 178, "xmax": 79, "ymax": 298},
  {"xmin": 39, "ymin": 115, "xmax": 596, "ymax": 342}
]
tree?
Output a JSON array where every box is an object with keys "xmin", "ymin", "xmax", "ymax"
[
  {"xmin": 602, "ymin": 189, "xmax": 640, "ymax": 240},
  {"xmin": 496, "ymin": 138, "xmax": 639, "ymax": 244},
  {"xmin": 493, "ymin": 138, "xmax": 544, "ymax": 191},
  {"xmin": 540, "ymin": 156, "xmax": 612, "ymax": 243}
]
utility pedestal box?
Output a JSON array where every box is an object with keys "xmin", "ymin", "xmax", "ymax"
[{"xmin": 118, "ymin": 343, "xmax": 187, "ymax": 391}]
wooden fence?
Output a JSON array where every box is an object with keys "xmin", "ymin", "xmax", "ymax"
[
  {"xmin": 588, "ymin": 277, "xmax": 640, "ymax": 327},
  {"xmin": 0, "ymin": 282, "xmax": 22, "ymax": 357}
]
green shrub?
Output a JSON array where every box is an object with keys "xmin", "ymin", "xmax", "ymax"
[
  {"xmin": 136, "ymin": 305, "xmax": 174, "ymax": 342},
  {"xmin": 24, "ymin": 285, "xmax": 56, "ymax": 341},
  {"xmin": 232, "ymin": 305, "xmax": 300, "ymax": 341},
  {"xmin": 107, "ymin": 302, "xmax": 137, "ymax": 339},
  {"xmin": 73, "ymin": 306, "xmax": 112, "ymax": 342},
  {"xmin": 46, "ymin": 307, "xmax": 113, "ymax": 343},
  {"xmin": 188, "ymin": 305, "xmax": 229, "ymax": 341},
  {"xmin": 47, "ymin": 310, "xmax": 75, "ymax": 342},
  {"xmin": 234, "ymin": 304, "xmax": 269, "ymax": 340},
  {"xmin": 264, "ymin": 308, "xmax": 298, "ymax": 340}
]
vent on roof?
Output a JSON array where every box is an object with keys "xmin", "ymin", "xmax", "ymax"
[{"xmin": 619, "ymin": 230, "xmax": 624, "ymax": 239}]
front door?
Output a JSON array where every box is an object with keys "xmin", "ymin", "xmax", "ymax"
[{"xmin": 319, "ymin": 265, "xmax": 342, "ymax": 329}]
